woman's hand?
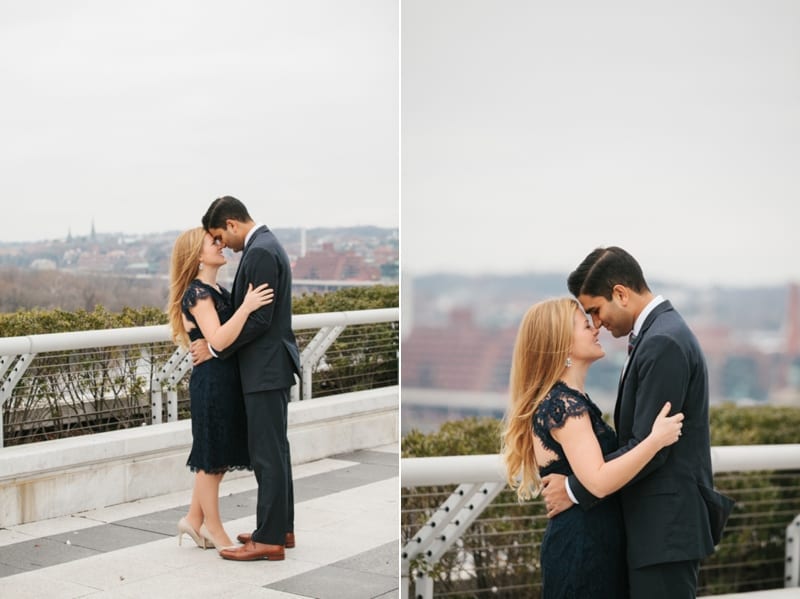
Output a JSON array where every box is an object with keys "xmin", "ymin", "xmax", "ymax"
[
  {"xmin": 650, "ymin": 402, "xmax": 684, "ymax": 448},
  {"xmin": 241, "ymin": 282, "xmax": 274, "ymax": 314}
]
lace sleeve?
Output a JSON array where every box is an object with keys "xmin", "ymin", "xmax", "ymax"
[
  {"xmin": 181, "ymin": 283, "xmax": 213, "ymax": 331},
  {"xmin": 533, "ymin": 388, "xmax": 590, "ymax": 438},
  {"xmin": 181, "ymin": 282, "xmax": 211, "ymax": 315}
]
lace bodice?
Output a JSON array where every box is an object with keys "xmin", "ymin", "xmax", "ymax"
[
  {"xmin": 181, "ymin": 280, "xmax": 234, "ymax": 341},
  {"xmin": 533, "ymin": 381, "xmax": 618, "ymax": 476}
]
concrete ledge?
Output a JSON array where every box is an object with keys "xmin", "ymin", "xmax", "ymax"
[{"xmin": 0, "ymin": 386, "xmax": 398, "ymax": 527}]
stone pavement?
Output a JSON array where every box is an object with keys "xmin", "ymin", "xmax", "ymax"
[{"xmin": 0, "ymin": 444, "xmax": 399, "ymax": 598}]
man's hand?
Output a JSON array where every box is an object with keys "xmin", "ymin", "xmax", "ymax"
[
  {"xmin": 189, "ymin": 339, "xmax": 213, "ymax": 366},
  {"xmin": 540, "ymin": 473, "xmax": 573, "ymax": 518}
]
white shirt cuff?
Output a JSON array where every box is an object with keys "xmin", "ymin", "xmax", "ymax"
[{"xmin": 565, "ymin": 477, "xmax": 579, "ymax": 504}]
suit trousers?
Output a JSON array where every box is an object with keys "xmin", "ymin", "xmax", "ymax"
[
  {"xmin": 244, "ymin": 388, "xmax": 295, "ymax": 545},
  {"xmin": 629, "ymin": 559, "xmax": 699, "ymax": 599}
]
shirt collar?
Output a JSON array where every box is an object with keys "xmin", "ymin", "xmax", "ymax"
[
  {"xmin": 243, "ymin": 222, "xmax": 265, "ymax": 249},
  {"xmin": 632, "ymin": 295, "xmax": 665, "ymax": 336}
]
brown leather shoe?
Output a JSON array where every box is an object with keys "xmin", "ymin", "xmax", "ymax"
[
  {"xmin": 219, "ymin": 541, "xmax": 285, "ymax": 561},
  {"xmin": 236, "ymin": 532, "xmax": 295, "ymax": 548}
]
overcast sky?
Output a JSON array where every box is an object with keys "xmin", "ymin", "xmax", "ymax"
[
  {"xmin": 401, "ymin": 0, "xmax": 800, "ymax": 287},
  {"xmin": 2, "ymin": 0, "xmax": 398, "ymax": 243}
]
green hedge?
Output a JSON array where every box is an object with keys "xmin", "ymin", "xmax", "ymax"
[
  {"xmin": 0, "ymin": 285, "xmax": 399, "ymax": 336},
  {"xmin": 402, "ymin": 404, "xmax": 800, "ymax": 457},
  {"xmin": 293, "ymin": 285, "xmax": 398, "ymax": 313},
  {"xmin": 0, "ymin": 306, "xmax": 168, "ymax": 336},
  {"xmin": 402, "ymin": 405, "xmax": 800, "ymax": 596}
]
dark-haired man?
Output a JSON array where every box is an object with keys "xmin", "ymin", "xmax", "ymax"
[
  {"xmin": 541, "ymin": 246, "xmax": 733, "ymax": 599},
  {"xmin": 193, "ymin": 195, "xmax": 301, "ymax": 561}
]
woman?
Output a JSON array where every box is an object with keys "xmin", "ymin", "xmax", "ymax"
[
  {"xmin": 167, "ymin": 227, "xmax": 273, "ymax": 552},
  {"xmin": 501, "ymin": 298, "xmax": 683, "ymax": 598}
]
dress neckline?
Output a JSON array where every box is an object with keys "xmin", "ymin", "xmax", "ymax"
[
  {"xmin": 556, "ymin": 379, "xmax": 589, "ymax": 399},
  {"xmin": 193, "ymin": 279, "xmax": 222, "ymax": 294}
]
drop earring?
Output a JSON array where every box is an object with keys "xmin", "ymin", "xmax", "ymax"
[
  {"xmin": 565, "ymin": 357, "xmax": 572, "ymax": 368},
  {"xmin": 199, "ymin": 262, "xmax": 204, "ymax": 271}
]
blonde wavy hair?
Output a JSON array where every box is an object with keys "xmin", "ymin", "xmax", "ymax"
[
  {"xmin": 501, "ymin": 297, "xmax": 580, "ymax": 501},
  {"xmin": 166, "ymin": 227, "xmax": 206, "ymax": 348}
]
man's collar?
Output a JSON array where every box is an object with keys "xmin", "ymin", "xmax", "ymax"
[
  {"xmin": 632, "ymin": 295, "xmax": 665, "ymax": 336},
  {"xmin": 243, "ymin": 222, "xmax": 265, "ymax": 249}
]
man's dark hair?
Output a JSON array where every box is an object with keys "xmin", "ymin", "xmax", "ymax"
[
  {"xmin": 202, "ymin": 196, "xmax": 252, "ymax": 230},
  {"xmin": 567, "ymin": 246, "xmax": 650, "ymax": 300}
]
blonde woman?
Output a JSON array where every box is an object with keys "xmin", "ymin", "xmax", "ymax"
[
  {"xmin": 167, "ymin": 227, "xmax": 273, "ymax": 552},
  {"xmin": 501, "ymin": 298, "xmax": 683, "ymax": 599}
]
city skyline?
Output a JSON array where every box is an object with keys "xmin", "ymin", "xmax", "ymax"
[{"xmin": 0, "ymin": 220, "xmax": 398, "ymax": 245}]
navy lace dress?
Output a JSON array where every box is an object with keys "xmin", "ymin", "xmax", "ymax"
[
  {"xmin": 533, "ymin": 381, "xmax": 628, "ymax": 599},
  {"xmin": 181, "ymin": 280, "xmax": 251, "ymax": 474}
]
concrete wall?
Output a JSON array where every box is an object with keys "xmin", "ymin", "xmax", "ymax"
[{"xmin": 0, "ymin": 386, "xmax": 398, "ymax": 527}]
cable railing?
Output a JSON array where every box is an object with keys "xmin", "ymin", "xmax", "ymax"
[
  {"xmin": 401, "ymin": 445, "xmax": 800, "ymax": 598},
  {"xmin": 0, "ymin": 308, "xmax": 398, "ymax": 447}
]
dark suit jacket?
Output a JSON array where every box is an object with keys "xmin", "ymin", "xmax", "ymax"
[
  {"xmin": 214, "ymin": 225, "xmax": 301, "ymax": 393},
  {"xmin": 567, "ymin": 301, "xmax": 732, "ymax": 568}
]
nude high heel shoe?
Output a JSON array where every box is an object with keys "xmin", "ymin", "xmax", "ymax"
[
  {"xmin": 199, "ymin": 524, "xmax": 238, "ymax": 554},
  {"xmin": 177, "ymin": 517, "xmax": 208, "ymax": 549}
]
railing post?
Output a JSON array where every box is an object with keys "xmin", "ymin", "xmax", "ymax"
[
  {"xmin": 302, "ymin": 361, "xmax": 313, "ymax": 401},
  {"xmin": 788, "ymin": 515, "xmax": 800, "ymax": 587},
  {"xmin": 402, "ymin": 480, "xmax": 506, "ymax": 598},
  {"xmin": 290, "ymin": 373, "xmax": 301, "ymax": 402},
  {"xmin": 152, "ymin": 348, "xmax": 191, "ymax": 423},
  {"xmin": 0, "ymin": 354, "xmax": 35, "ymax": 448},
  {"xmin": 413, "ymin": 573, "xmax": 434, "ymax": 599},
  {"xmin": 166, "ymin": 390, "xmax": 179, "ymax": 422},
  {"xmin": 150, "ymin": 386, "xmax": 163, "ymax": 424},
  {"xmin": 299, "ymin": 325, "xmax": 346, "ymax": 401}
]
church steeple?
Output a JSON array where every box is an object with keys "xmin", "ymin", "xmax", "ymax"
[{"xmin": 91, "ymin": 219, "xmax": 96, "ymax": 241}]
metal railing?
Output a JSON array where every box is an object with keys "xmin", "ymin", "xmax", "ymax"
[
  {"xmin": 0, "ymin": 308, "xmax": 398, "ymax": 447},
  {"xmin": 401, "ymin": 445, "xmax": 800, "ymax": 598}
]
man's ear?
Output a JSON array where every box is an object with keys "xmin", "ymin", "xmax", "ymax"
[{"xmin": 612, "ymin": 284, "xmax": 630, "ymax": 306}]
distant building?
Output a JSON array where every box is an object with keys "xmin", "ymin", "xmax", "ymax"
[
  {"xmin": 30, "ymin": 258, "xmax": 57, "ymax": 270},
  {"xmin": 293, "ymin": 242, "xmax": 380, "ymax": 281},
  {"xmin": 401, "ymin": 308, "xmax": 516, "ymax": 392}
]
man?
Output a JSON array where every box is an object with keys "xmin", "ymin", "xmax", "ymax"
[
  {"xmin": 192, "ymin": 195, "xmax": 301, "ymax": 561},
  {"xmin": 540, "ymin": 246, "xmax": 733, "ymax": 599}
]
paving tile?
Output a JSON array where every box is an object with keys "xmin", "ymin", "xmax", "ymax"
[
  {"xmin": 47, "ymin": 522, "xmax": 167, "ymax": 553},
  {"xmin": 6, "ymin": 515, "xmax": 100, "ymax": 542},
  {"xmin": 0, "ymin": 562, "xmax": 28, "ymax": 577},
  {"xmin": 113, "ymin": 507, "xmax": 187, "ymax": 536},
  {"xmin": 335, "ymin": 541, "xmax": 398, "ymax": 578},
  {"xmin": 0, "ymin": 571, "xmax": 97, "ymax": 599},
  {"xmin": 0, "ymin": 537, "xmax": 99, "ymax": 571},
  {"xmin": 218, "ymin": 488, "xmax": 259, "ymax": 519},
  {"xmin": 268, "ymin": 564, "xmax": 397, "ymax": 599},
  {"xmin": 29, "ymin": 548, "xmax": 174, "ymax": 592}
]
